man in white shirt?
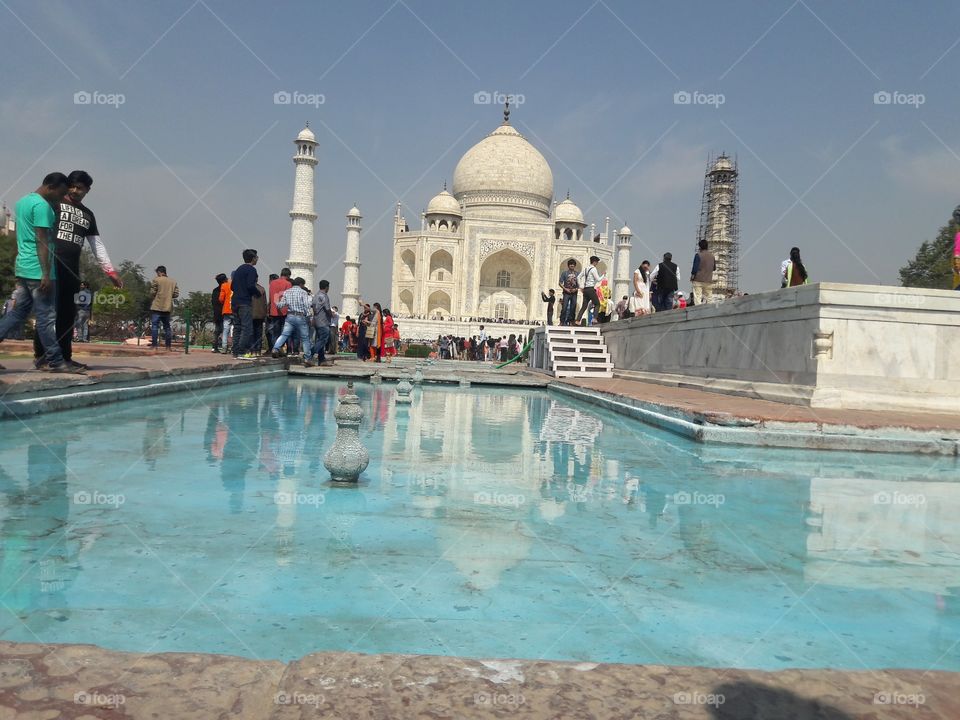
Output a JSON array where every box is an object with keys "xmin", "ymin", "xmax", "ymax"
[
  {"xmin": 478, "ymin": 325, "xmax": 487, "ymax": 360},
  {"xmin": 575, "ymin": 256, "xmax": 601, "ymax": 325}
]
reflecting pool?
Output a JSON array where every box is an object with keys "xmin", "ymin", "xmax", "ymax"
[{"xmin": 0, "ymin": 378, "xmax": 957, "ymax": 670}]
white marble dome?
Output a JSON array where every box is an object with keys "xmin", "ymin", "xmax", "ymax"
[
  {"xmin": 618, "ymin": 224, "xmax": 632, "ymax": 236},
  {"xmin": 425, "ymin": 189, "xmax": 461, "ymax": 216},
  {"xmin": 554, "ymin": 197, "xmax": 585, "ymax": 225},
  {"xmin": 452, "ymin": 122, "xmax": 554, "ymax": 212},
  {"xmin": 297, "ymin": 125, "xmax": 316, "ymax": 142},
  {"xmin": 711, "ymin": 155, "xmax": 733, "ymax": 172},
  {"xmin": 347, "ymin": 205, "xmax": 361, "ymax": 217}
]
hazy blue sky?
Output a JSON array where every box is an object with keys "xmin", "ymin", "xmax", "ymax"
[{"xmin": 2, "ymin": 0, "xmax": 959, "ymax": 302}]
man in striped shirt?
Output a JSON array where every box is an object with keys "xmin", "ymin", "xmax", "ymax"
[{"xmin": 270, "ymin": 277, "xmax": 313, "ymax": 365}]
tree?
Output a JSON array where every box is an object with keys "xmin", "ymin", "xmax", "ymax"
[
  {"xmin": 0, "ymin": 230, "xmax": 15, "ymax": 300},
  {"xmin": 90, "ymin": 286, "xmax": 138, "ymax": 340},
  {"xmin": 175, "ymin": 290, "xmax": 214, "ymax": 346},
  {"xmin": 899, "ymin": 205, "xmax": 960, "ymax": 289}
]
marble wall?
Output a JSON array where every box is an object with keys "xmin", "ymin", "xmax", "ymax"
[{"xmin": 601, "ymin": 283, "xmax": 960, "ymax": 412}]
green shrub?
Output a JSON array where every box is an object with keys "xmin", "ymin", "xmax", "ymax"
[{"xmin": 404, "ymin": 343, "xmax": 433, "ymax": 358}]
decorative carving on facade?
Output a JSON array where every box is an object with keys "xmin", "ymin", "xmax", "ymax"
[
  {"xmin": 812, "ymin": 330, "xmax": 834, "ymax": 360},
  {"xmin": 479, "ymin": 239, "xmax": 536, "ymax": 261}
]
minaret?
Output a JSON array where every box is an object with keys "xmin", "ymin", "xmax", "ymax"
[
  {"xmin": 614, "ymin": 224, "xmax": 633, "ymax": 301},
  {"xmin": 697, "ymin": 153, "xmax": 740, "ymax": 298},
  {"xmin": 342, "ymin": 205, "xmax": 362, "ymax": 319},
  {"xmin": 286, "ymin": 124, "xmax": 318, "ymax": 289}
]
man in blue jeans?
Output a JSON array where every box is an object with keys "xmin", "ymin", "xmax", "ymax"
[
  {"xmin": 558, "ymin": 258, "xmax": 580, "ymax": 325},
  {"xmin": 307, "ymin": 279, "xmax": 333, "ymax": 366},
  {"xmin": 149, "ymin": 265, "xmax": 179, "ymax": 349},
  {"xmin": 230, "ymin": 248, "xmax": 260, "ymax": 358},
  {"xmin": 0, "ymin": 172, "xmax": 80, "ymax": 373},
  {"xmin": 270, "ymin": 278, "xmax": 312, "ymax": 365}
]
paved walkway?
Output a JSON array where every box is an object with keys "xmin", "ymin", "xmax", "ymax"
[
  {"xmin": 0, "ymin": 640, "xmax": 954, "ymax": 719},
  {"xmin": 565, "ymin": 376, "xmax": 960, "ymax": 433},
  {"xmin": 0, "ymin": 341, "xmax": 267, "ymax": 394}
]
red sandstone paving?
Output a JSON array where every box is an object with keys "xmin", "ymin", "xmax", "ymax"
[
  {"xmin": 0, "ymin": 641, "xmax": 956, "ymax": 719},
  {"xmin": 565, "ymin": 376, "xmax": 960, "ymax": 432}
]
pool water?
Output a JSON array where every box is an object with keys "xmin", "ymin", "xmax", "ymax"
[{"xmin": 0, "ymin": 378, "xmax": 957, "ymax": 670}]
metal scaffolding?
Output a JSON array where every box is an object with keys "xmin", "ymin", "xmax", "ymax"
[{"xmin": 696, "ymin": 153, "xmax": 740, "ymax": 297}]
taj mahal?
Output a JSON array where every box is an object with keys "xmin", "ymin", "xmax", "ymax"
[
  {"xmin": 388, "ymin": 105, "xmax": 628, "ymax": 331},
  {"xmin": 284, "ymin": 105, "xmax": 633, "ymax": 337}
]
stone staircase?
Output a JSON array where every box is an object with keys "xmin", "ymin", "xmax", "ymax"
[{"xmin": 542, "ymin": 326, "xmax": 614, "ymax": 378}]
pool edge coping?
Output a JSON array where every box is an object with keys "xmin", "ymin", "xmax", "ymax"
[{"xmin": 548, "ymin": 381, "xmax": 960, "ymax": 456}]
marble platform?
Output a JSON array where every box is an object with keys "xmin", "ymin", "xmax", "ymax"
[{"xmin": 601, "ymin": 283, "xmax": 960, "ymax": 413}]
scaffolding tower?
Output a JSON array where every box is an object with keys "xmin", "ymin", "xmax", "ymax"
[{"xmin": 696, "ymin": 153, "xmax": 740, "ymax": 297}]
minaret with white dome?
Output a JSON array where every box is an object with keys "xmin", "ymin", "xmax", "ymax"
[
  {"xmin": 287, "ymin": 124, "xmax": 318, "ymax": 289},
  {"xmin": 615, "ymin": 224, "xmax": 633, "ymax": 302},
  {"xmin": 342, "ymin": 205, "xmax": 362, "ymax": 319}
]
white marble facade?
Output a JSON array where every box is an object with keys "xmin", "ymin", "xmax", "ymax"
[
  {"xmin": 600, "ymin": 282, "xmax": 960, "ymax": 413},
  {"xmin": 390, "ymin": 114, "xmax": 616, "ymax": 323}
]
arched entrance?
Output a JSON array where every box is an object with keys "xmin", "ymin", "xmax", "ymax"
[
  {"xmin": 478, "ymin": 249, "xmax": 532, "ymax": 321},
  {"xmin": 429, "ymin": 249, "xmax": 454, "ymax": 282},
  {"xmin": 399, "ymin": 249, "xmax": 416, "ymax": 281},
  {"xmin": 427, "ymin": 290, "xmax": 451, "ymax": 318},
  {"xmin": 398, "ymin": 289, "xmax": 414, "ymax": 315}
]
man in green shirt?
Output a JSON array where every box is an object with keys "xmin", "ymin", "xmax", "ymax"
[{"xmin": 0, "ymin": 172, "xmax": 79, "ymax": 372}]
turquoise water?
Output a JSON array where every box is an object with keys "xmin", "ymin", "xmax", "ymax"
[{"xmin": 0, "ymin": 378, "xmax": 957, "ymax": 670}]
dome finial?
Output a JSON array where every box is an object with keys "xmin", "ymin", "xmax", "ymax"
[
  {"xmin": 305, "ymin": 120, "xmax": 310, "ymax": 128},
  {"xmin": 443, "ymin": 179, "xmax": 447, "ymax": 191},
  {"xmin": 566, "ymin": 189, "xmax": 570, "ymax": 200},
  {"xmin": 503, "ymin": 97, "xmax": 510, "ymax": 125}
]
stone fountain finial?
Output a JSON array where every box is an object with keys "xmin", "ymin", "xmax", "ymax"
[
  {"xmin": 396, "ymin": 372, "xmax": 413, "ymax": 403},
  {"xmin": 323, "ymin": 382, "xmax": 370, "ymax": 483}
]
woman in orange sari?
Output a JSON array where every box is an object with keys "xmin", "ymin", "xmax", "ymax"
[
  {"xmin": 381, "ymin": 309, "xmax": 396, "ymax": 362},
  {"xmin": 369, "ymin": 303, "xmax": 383, "ymax": 362}
]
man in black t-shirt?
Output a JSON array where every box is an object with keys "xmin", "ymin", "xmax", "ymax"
[
  {"xmin": 650, "ymin": 252, "xmax": 679, "ymax": 312},
  {"xmin": 33, "ymin": 170, "xmax": 122, "ymax": 369}
]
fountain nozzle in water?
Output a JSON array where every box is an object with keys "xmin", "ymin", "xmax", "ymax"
[{"xmin": 323, "ymin": 382, "xmax": 370, "ymax": 483}]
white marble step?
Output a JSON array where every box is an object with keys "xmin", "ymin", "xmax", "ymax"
[{"xmin": 555, "ymin": 369, "xmax": 613, "ymax": 378}]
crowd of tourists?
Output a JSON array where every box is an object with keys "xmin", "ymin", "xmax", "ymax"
[
  {"xmin": 212, "ymin": 265, "xmax": 402, "ymax": 367},
  {"xmin": 437, "ymin": 327, "xmax": 524, "ymax": 361},
  {"xmin": 547, "ymin": 243, "xmax": 809, "ymax": 326},
  {"xmin": 0, "ymin": 171, "xmax": 816, "ymax": 374}
]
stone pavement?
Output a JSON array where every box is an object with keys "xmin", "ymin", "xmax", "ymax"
[
  {"xmin": 564, "ymin": 375, "xmax": 960, "ymax": 433},
  {"xmin": 0, "ymin": 342, "xmax": 285, "ymax": 418},
  {"xmin": 0, "ymin": 641, "xmax": 955, "ymax": 719}
]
